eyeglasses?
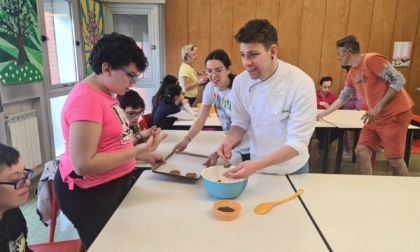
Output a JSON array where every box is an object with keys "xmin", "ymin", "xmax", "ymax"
[
  {"xmin": 126, "ymin": 109, "xmax": 144, "ymax": 118},
  {"xmin": 0, "ymin": 168, "xmax": 33, "ymax": 190},
  {"xmin": 117, "ymin": 66, "xmax": 141, "ymax": 84},
  {"xmin": 206, "ymin": 68, "xmax": 225, "ymax": 75}
]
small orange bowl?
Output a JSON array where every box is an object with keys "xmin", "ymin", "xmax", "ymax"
[{"xmin": 213, "ymin": 200, "xmax": 241, "ymax": 221}]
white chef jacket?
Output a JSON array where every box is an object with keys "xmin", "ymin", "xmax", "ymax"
[{"xmin": 231, "ymin": 59, "xmax": 316, "ymax": 174}]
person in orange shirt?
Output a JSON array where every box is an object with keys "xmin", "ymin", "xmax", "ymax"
[{"xmin": 317, "ymin": 35, "xmax": 415, "ymax": 176}]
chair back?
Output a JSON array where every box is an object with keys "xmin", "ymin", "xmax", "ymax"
[
  {"xmin": 140, "ymin": 113, "xmax": 152, "ymax": 130},
  {"xmin": 30, "ymin": 160, "xmax": 83, "ymax": 252}
]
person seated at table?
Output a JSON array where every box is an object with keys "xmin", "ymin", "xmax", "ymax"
[
  {"xmin": 152, "ymin": 84, "xmax": 194, "ymax": 130},
  {"xmin": 340, "ymin": 65, "xmax": 365, "ymax": 157},
  {"xmin": 0, "ymin": 144, "xmax": 33, "ymax": 252},
  {"xmin": 116, "ymin": 89, "xmax": 157, "ymax": 145},
  {"xmin": 151, "ymin": 75, "xmax": 179, "ymax": 118},
  {"xmin": 173, "ymin": 49, "xmax": 250, "ymax": 165},
  {"xmin": 54, "ymin": 32, "xmax": 167, "ymax": 250},
  {"xmin": 315, "ymin": 76, "xmax": 339, "ymax": 156}
]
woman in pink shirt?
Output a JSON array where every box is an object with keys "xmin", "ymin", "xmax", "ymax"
[{"xmin": 54, "ymin": 33, "xmax": 167, "ymax": 250}]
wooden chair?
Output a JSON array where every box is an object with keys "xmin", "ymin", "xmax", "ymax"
[{"xmin": 29, "ymin": 180, "xmax": 83, "ymax": 252}]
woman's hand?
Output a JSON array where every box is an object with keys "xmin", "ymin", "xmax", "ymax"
[
  {"xmin": 173, "ymin": 137, "xmax": 189, "ymax": 152},
  {"xmin": 198, "ymin": 77, "xmax": 208, "ymax": 85},
  {"xmin": 181, "ymin": 99, "xmax": 189, "ymax": 106},
  {"xmin": 136, "ymin": 151, "xmax": 166, "ymax": 166},
  {"xmin": 203, "ymin": 152, "xmax": 219, "ymax": 167}
]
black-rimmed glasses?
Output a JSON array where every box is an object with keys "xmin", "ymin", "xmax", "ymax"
[
  {"xmin": 0, "ymin": 168, "xmax": 33, "ymax": 190},
  {"xmin": 117, "ymin": 66, "xmax": 141, "ymax": 84},
  {"xmin": 126, "ymin": 109, "xmax": 145, "ymax": 118}
]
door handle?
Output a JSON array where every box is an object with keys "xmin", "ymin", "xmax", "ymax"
[
  {"xmin": 416, "ymin": 87, "xmax": 420, "ymax": 92},
  {"xmin": 151, "ymin": 45, "xmax": 156, "ymax": 50}
]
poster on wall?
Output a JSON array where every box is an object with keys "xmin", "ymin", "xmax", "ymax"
[
  {"xmin": 0, "ymin": 0, "xmax": 44, "ymax": 85},
  {"xmin": 392, "ymin": 42, "xmax": 412, "ymax": 68},
  {"xmin": 81, "ymin": 0, "xmax": 104, "ymax": 76}
]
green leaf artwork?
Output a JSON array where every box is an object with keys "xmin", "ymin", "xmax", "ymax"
[{"xmin": 0, "ymin": 0, "xmax": 44, "ymax": 85}]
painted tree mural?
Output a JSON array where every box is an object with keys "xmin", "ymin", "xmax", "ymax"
[
  {"xmin": 0, "ymin": 0, "xmax": 43, "ymax": 85},
  {"xmin": 0, "ymin": 0, "xmax": 35, "ymax": 66},
  {"xmin": 81, "ymin": 0, "xmax": 103, "ymax": 76}
]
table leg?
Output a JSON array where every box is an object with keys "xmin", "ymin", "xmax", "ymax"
[
  {"xmin": 352, "ymin": 130, "xmax": 360, "ymax": 163},
  {"xmin": 321, "ymin": 129, "xmax": 330, "ymax": 173},
  {"xmin": 335, "ymin": 130, "xmax": 345, "ymax": 174},
  {"xmin": 404, "ymin": 130, "xmax": 414, "ymax": 167}
]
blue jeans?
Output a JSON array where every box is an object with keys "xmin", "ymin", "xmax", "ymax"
[{"xmin": 291, "ymin": 161, "xmax": 309, "ymax": 174}]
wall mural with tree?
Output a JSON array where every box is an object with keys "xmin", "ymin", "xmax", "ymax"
[
  {"xmin": 0, "ymin": 0, "xmax": 43, "ymax": 85},
  {"xmin": 81, "ymin": 0, "xmax": 103, "ymax": 76}
]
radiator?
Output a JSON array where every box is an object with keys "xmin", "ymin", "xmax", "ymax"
[{"xmin": 5, "ymin": 110, "xmax": 42, "ymax": 168}]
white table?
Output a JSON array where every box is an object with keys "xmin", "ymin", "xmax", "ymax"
[
  {"xmin": 136, "ymin": 130, "xmax": 242, "ymax": 168},
  {"xmin": 89, "ymin": 171, "xmax": 328, "ymax": 252},
  {"xmin": 288, "ymin": 173, "xmax": 420, "ymax": 252},
  {"xmin": 173, "ymin": 112, "xmax": 222, "ymax": 130}
]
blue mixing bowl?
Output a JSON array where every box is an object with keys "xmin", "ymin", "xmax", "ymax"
[{"xmin": 201, "ymin": 166, "xmax": 248, "ymax": 199}]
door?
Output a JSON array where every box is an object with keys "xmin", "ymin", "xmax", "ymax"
[{"xmin": 103, "ymin": 3, "xmax": 164, "ymax": 113}]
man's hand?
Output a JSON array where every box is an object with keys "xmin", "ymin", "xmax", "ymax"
[{"xmin": 223, "ymin": 160, "xmax": 261, "ymax": 179}]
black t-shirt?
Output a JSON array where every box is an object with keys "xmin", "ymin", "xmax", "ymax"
[
  {"xmin": 0, "ymin": 208, "xmax": 32, "ymax": 252},
  {"xmin": 152, "ymin": 101, "xmax": 180, "ymax": 130}
]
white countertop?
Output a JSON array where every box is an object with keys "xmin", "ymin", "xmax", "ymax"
[
  {"xmin": 89, "ymin": 171, "xmax": 328, "ymax": 252},
  {"xmin": 288, "ymin": 173, "xmax": 420, "ymax": 252}
]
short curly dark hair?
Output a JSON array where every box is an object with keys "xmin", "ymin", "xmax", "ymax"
[
  {"xmin": 88, "ymin": 32, "xmax": 148, "ymax": 74},
  {"xmin": 234, "ymin": 19, "xmax": 278, "ymax": 50},
  {"xmin": 116, "ymin": 89, "xmax": 145, "ymax": 110},
  {"xmin": 0, "ymin": 144, "xmax": 20, "ymax": 169},
  {"xmin": 336, "ymin": 35, "xmax": 360, "ymax": 53}
]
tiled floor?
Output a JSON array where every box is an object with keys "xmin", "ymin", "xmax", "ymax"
[{"xmin": 21, "ymin": 138, "xmax": 420, "ymax": 245}]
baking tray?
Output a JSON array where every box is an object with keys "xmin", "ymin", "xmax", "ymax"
[{"xmin": 152, "ymin": 151, "xmax": 209, "ymax": 180}]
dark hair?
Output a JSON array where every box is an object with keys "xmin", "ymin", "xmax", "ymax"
[
  {"xmin": 163, "ymin": 84, "xmax": 182, "ymax": 104},
  {"xmin": 116, "ymin": 89, "xmax": 145, "ymax": 110},
  {"xmin": 205, "ymin": 49, "xmax": 236, "ymax": 89},
  {"xmin": 319, "ymin": 76, "xmax": 333, "ymax": 86},
  {"xmin": 336, "ymin": 35, "xmax": 360, "ymax": 53},
  {"xmin": 0, "ymin": 144, "xmax": 20, "ymax": 169},
  {"xmin": 152, "ymin": 75, "xmax": 178, "ymax": 115},
  {"xmin": 88, "ymin": 32, "xmax": 148, "ymax": 74},
  {"xmin": 234, "ymin": 19, "xmax": 278, "ymax": 50}
]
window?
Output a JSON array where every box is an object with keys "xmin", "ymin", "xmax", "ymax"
[{"xmin": 44, "ymin": 0, "xmax": 78, "ymax": 86}]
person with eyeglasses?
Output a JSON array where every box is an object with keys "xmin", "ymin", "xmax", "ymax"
[
  {"xmin": 116, "ymin": 89, "xmax": 157, "ymax": 145},
  {"xmin": 152, "ymin": 84, "xmax": 195, "ymax": 129},
  {"xmin": 173, "ymin": 49, "xmax": 250, "ymax": 166},
  {"xmin": 217, "ymin": 19, "xmax": 317, "ymax": 179},
  {"xmin": 179, "ymin": 44, "xmax": 208, "ymax": 105},
  {"xmin": 54, "ymin": 33, "xmax": 167, "ymax": 250},
  {"xmin": 0, "ymin": 144, "xmax": 33, "ymax": 252},
  {"xmin": 317, "ymin": 35, "xmax": 415, "ymax": 176}
]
